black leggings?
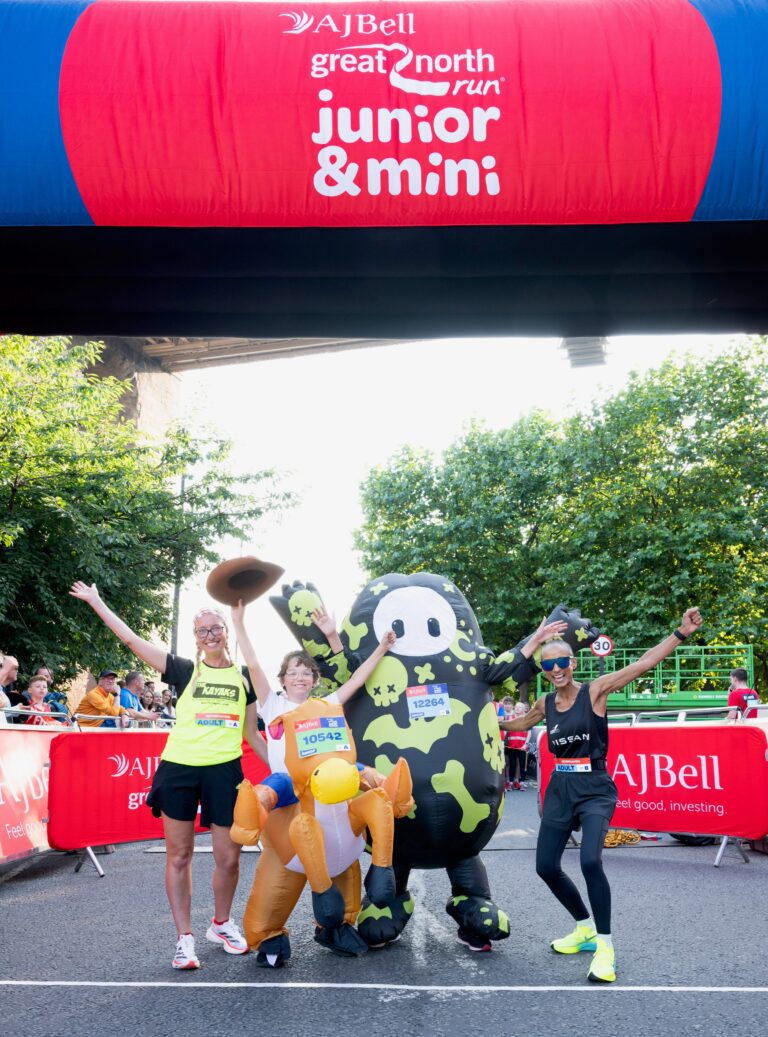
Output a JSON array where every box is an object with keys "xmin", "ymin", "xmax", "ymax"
[{"xmin": 535, "ymin": 816, "xmax": 612, "ymax": 933}]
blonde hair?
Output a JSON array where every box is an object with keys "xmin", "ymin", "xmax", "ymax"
[{"xmin": 191, "ymin": 607, "xmax": 232, "ymax": 671}]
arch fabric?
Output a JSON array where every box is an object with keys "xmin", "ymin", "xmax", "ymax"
[{"xmin": 2, "ymin": 0, "xmax": 768, "ymax": 229}]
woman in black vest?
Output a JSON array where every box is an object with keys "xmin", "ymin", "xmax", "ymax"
[{"xmin": 500, "ymin": 606, "xmax": 702, "ymax": 984}]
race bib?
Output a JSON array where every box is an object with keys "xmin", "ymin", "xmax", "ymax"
[
  {"xmin": 294, "ymin": 716, "xmax": 351, "ymax": 758},
  {"xmin": 406, "ymin": 683, "xmax": 451, "ymax": 720},
  {"xmin": 555, "ymin": 757, "xmax": 592, "ymax": 773},
  {"xmin": 194, "ymin": 712, "xmax": 239, "ymax": 728}
]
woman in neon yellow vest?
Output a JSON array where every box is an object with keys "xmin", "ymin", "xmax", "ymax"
[{"xmin": 70, "ymin": 580, "xmax": 268, "ymax": 971}]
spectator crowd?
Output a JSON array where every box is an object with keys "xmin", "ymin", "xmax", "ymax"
[{"xmin": 0, "ymin": 652, "xmax": 176, "ymax": 729}]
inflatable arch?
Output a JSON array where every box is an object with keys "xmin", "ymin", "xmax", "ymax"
[{"xmin": 1, "ymin": 0, "xmax": 768, "ymax": 336}]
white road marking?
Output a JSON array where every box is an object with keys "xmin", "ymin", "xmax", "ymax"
[{"xmin": 2, "ymin": 980, "xmax": 768, "ymax": 993}]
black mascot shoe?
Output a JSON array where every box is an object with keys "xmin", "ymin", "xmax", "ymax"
[
  {"xmin": 357, "ymin": 889, "xmax": 415, "ymax": 948},
  {"xmin": 255, "ymin": 933, "xmax": 291, "ymax": 968},
  {"xmin": 446, "ymin": 895, "xmax": 510, "ymax": 945},
  {"xmin": 364, "ymin": 863, "xmax": 396, "ymax": 907},
  {"xmin": 314, "ymin": 923, "xmax": 368, "ymax": 957},
  {"xmin": 311, "ymin": 885, "xmax": 346, "ymax": 929}
]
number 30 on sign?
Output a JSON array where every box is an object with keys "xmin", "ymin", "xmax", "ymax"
[{"xmin": 590, "ymin": 635, "xmax": 614, "ymax": 657}]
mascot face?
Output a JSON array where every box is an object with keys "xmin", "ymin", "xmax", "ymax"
[{"xmin": 341, "ymin": 573, "xmax": 504, "ymax": 869}]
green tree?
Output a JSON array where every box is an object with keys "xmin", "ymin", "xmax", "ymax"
[
  {"xmin": 356, "ymin": 341, "xmax": 768, "ymax": 684},
  {"xmin": 357, "ymin": 412, "xmax": 564, "ymax": 651},
  {"xmin": 0, "ymin": 336, "xmax": 292, "ymax": 679}
]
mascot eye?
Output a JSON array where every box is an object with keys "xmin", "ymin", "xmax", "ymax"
[
  {"xmin": 428, "ymin": 618, "xmax": 441, "ymax": 637},
  {"xmin": 392, "ymin": 619, "xmax": 405, "ymax": 638}
]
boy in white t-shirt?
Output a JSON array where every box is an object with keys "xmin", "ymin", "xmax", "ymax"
[{"xmin": 230, "ymin": 601, "xmax": 395, "ymax": 776}]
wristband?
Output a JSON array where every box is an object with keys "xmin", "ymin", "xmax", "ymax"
[{"xmin": 672, "ymin": 629, "xmax": 688, "ymax": 642}]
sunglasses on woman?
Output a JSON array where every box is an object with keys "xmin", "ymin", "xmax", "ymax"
[{"xmin": 541, "ymin": 656, "xmax": 573, "ymax": 671}]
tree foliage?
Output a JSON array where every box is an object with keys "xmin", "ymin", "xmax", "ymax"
[
  {"xmin": 0, "ymin": 336, "xmax": 292, "ymax": 679},
  {"xmin": 357, "ymin": 341, "xmax": 768, "ymax": 684}
]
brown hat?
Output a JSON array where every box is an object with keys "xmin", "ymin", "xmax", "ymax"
[{"xmin": 205, "ymin": 556, "xmax": 284, "ymax": 606}]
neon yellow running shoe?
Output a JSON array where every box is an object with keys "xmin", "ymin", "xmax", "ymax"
[
  {"xmin": 587, "ymin": 938, "xmax": 617, "ymax": 983},
  {"xmin": 550, "ymin": 923, "xmax": 597, "ymax": 954}
]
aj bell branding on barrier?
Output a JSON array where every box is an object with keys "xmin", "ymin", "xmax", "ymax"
[
  {"xmin": 281, "ymin": 10, "xmax": 416, "ymax": 37},
  {"xmin": 280, "ymin": 8, "xmax": 503, "ymax": 201},
  {"xmin": 612, "ymin": 753, "xmax": 723, "ymax": 798},
  {"xmin": 108, "ymin": 753, "xmax": 161, "ymax": 780}
]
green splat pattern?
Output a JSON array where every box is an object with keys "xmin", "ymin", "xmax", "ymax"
[
  {"xmin": 342, "ymin": 614, "xmax": 369, "ymax": 651},
  {"xmin": 414, "ymin": 663, "xmax": 436, "ymax": 684},
  {"xmin": 364, "ymin": 700, "xmax": 470, "ymax": 753},
  {"xmin": 450, "ymin": 629, "xmax": 477, "ymax": 662},
  {"xmin": 358, "ymin": 903, "xmax": 393, "ymax": 923},
  {"xmin": 302, "ymin": 637, "xmax": 331, "ymax": 659},
  {"xmin": 478, "ymin": 701, "xmax": 505, "ymax": 773},
  {"xmin": 431, "ymin": 760, "xmax": 490, "ymax": 833}
]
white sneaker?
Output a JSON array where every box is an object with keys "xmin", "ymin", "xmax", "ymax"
[
  {"xmin": 519, "ymin": 782, "xmax": 528, "ymax": 790},
  {"xmin": 206, "ymin": 918, "xmax": 249, "ymax": 955},
  {"xmin": 172, "ymin": 933, "xmax": 201, "ymax": 970}
]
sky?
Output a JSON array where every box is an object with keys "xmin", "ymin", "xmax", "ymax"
[{"xmin": 176, "ymin": 333, "xmax": 742, "ymax": 679}]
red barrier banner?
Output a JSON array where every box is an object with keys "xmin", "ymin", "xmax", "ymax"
[
  {"xmin": 0, "ymin": 728, "xmax": 60, "ymax": 864},
  {"xmin": 539, "ymin": 723, "xmax": 768, "ymax": 839},
  {"xmin": 47, "ymin": 732, "xmax": 269, "ymax": 850}
]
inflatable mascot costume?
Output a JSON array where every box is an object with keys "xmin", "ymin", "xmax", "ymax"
[
  {"xmin": 232, "ymin": 695, "xmax": 413, "ymax": 966},
  {"xmin": 272, "ymin": 574, "xmax": 597, "ymax": 951}
]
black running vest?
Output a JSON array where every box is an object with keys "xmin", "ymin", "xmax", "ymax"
[{"xmin": 544, "ymin": 682, "xmax": 609, "ymax": 761}]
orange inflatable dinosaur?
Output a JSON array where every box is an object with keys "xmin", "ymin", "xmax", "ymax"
[{"xmin": 231, "ymin": 696, "xmax": 413, "ymax": 966}]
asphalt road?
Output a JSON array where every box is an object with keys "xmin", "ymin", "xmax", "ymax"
[{"xmin": 2, "ymin": 788, "xmax": 766, "ymax": 1037}]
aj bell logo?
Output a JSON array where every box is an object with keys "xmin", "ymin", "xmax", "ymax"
[
  {"xmin": 108, "ymin": 753, "xmax": 161, "ymax": 779},
  {"xmin": 280, "ymin": 10, "xmax": 415, "ymax": 37}
]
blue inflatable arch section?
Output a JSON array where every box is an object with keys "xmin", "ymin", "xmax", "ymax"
[{"xmin": 1, "ymin": 0, "xmax": 767, "ymax": 337}]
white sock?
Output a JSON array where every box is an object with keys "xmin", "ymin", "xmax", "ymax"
[
  {"xmin": 596, "ymin": 933, "xmax": 613, "ymax": 948},
  {"xmin": 576, "ymin": 917, "xmax": 594, "ymax": 931}
]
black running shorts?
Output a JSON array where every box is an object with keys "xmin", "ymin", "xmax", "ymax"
[
  {"xmin": 541, "ymin": 770, "xmax": 618, "ymax": 831},
  {"xmin": 147, "ymin": 757, "xmax": 244, "ymax": 829}
]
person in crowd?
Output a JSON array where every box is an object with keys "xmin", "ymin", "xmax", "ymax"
[
  {"xmin": 727, "ymin": 668, "xmax": 760, "ymax": 719},
  {"xmin": 70, "ymin": 580, "xmax": 268, "ymax": 971},
  {"xmin": 140, "ymin": 685, "xmax": 156, "ymax": 711},
  {"xmin": 505, "ymin": 701, "xmax": 531, "ymax": 790},
  {"xmin": 160, "ymin": 687, "xmax": 176, "ymax": 725},
  {"xmin": 36, "ymin": 664, "xmax": 71, "ymax": 722},
  {"xmin": 497, "ymin": 696, "xmax": 515, "ymax": 789},
  {"xmin": 74, "ymin": 669, "xmax": 150, "ymax": 728},
  {"xmin": 23, "ymin": 675, "xmax": 68, "ymax": 726},
  {"xmin": 0, "ymin": 654, "xmax": 26, "ymax": 723},
  {"xmin": 0, "ymin": 660, "xmax": 14, "ymax": 725},
  {"xmin": 120, "ymin": 670, "xmax": 160, "ymax": 727},
  {"xmin": 500, "ymin": 606, "xmax": 702, "ymax": 985}
]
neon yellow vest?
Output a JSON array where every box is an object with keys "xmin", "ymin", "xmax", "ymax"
[{"xmin": 161, "ymin": 661, "xmax": 247, "ymax": 766}]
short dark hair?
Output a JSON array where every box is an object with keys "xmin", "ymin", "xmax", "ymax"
[
  {"xmin": 124, "ymin": 670, "xmax": 143, "ymax": 686},
  {"xmin": 277, "ymin": 651, "xmax": 320, "ymax": 686},
  {"xmin": 730, "ymin": 668, "xmax": 749, "ymax": 683}
]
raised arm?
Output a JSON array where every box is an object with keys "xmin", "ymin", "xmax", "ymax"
[
  {"xmin": 499, "ymin": 696, "xmax": 545, "ymax": 731},
  {"xmin": 590, "ymin": 607, "xmax": 703, "ymax": 706},
  {"xmin": 69, "ymin": 582, "xmax": 167, "ymax": 673},
  {"xmin": 310, "ymin": 606, "xmax": 343, "ymax": 654},
  {"xmin": 335, "ymin": 630, "xmax": 396, "ymax": 706},
  {"xmin": 229, "ymin": 600, "xmax": 271, "ymax": 706}
]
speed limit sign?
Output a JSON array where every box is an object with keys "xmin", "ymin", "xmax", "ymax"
[{"xmin": 590, "ymin": 635, "xmax": 614, "ymax": 657}]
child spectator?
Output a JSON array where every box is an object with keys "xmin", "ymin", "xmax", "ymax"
[{"xmin": 24, "ymin": 675, "xmax": 67, "ymax": 726}]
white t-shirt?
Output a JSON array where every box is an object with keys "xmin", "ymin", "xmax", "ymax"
[{"xmin": 258, "ymin": 688, "xmax": 340, "ymax": 773}]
